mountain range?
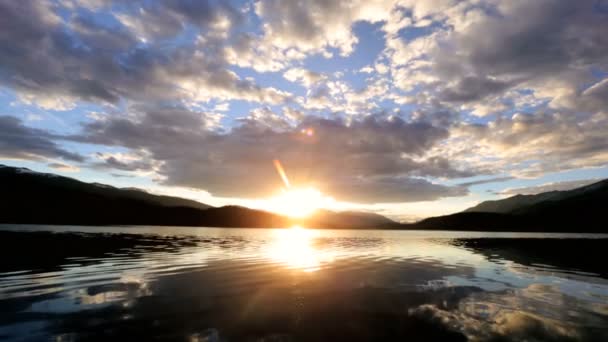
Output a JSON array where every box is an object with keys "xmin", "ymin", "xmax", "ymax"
[
  {"xmin": 1, "ymin": 164, "xmax": 605, "ymax": 232},
  {"xmin": 0, "ymin": 165, "xmax": 395, "ymax": 229},
  {"xmin": 407, "ymin": 179, "xmax": 607, "ymax": 232}
]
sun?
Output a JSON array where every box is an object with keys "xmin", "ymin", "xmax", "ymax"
[
  {"xmin": 267, "ymin": 159, "xmax": 333, "ymax": 218},
  {"xmin": 267, "ymin": 187, "xmax": 326, "ymax": 218}
]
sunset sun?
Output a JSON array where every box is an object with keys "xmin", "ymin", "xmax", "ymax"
[
  {"xmin": 1, "ymin": 0, "xmax": 607, "ymax": 340},
  {"xmin": 267, "ymin": 159, "xmax": 333, "ymax": 218},
  {"xmin": 267, "ymin": 187, "xmax": 327, "ymax": 218}
]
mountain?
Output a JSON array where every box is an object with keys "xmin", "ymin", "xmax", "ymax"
[
  {"xmin": 463, "ymin": 192, "xmax": 560, "ymax": 214},
  {"xmin": 0, "ymin": 164, "xmax": 212, "ymax": 209},
  {"xmin": 0, "ymin": 165, "xmax": 396, "ymax": 229},
  {"xmin": 2, "ymin": 164, "xmax": 602, "ymax": 231},
  {"xmin": 409, "ymin": 179, "xmax": 608, "ymax": 232},
  {"xmin": 302, "ymin": 210, "xmax": 397, "ymax": 229}
]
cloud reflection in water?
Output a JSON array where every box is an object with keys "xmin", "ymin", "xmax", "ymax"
[{"xmin": 0, "ymin": 228, "xmax": 607, "ymax": 341}]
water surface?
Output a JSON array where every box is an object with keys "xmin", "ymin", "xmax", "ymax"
[{"xmin": 1, "ymin": 225, "xmax": 607, "ymax": 341}]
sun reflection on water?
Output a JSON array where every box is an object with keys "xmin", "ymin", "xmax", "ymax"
[{"xmin": 266, "ymin": 226, "xmax": 329, "ymax": 272}]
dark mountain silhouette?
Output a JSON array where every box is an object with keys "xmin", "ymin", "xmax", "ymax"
[
  {"xmin": 408, "ymin": 179, "xmax": 608, "ymax": 232},
  {"xmin": 302, "ymin": 209, "xmax": 396, "ymax": 229},
  {"xmin": 0, "ymin": 165, "xmax": 396, "ymax": 229},
  {"xmin": 0, "ymin": 165, "xmax": 212, "ymax": 210},
  {"xmin": 6, "ymin": 163, "xmax": 601, "ymax": 232},
  {"xmin": 463, "ymin": 192, "xmax": 558, "ymax": 214}
]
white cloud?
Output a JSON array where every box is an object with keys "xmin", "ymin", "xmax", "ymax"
[
  {"xmin": 283, "ymin": 68, "xmax": 325, "ymax": 87},
  {"xmin": 1, "ymin": 0, "xmax": 608, "ymax": 211}
]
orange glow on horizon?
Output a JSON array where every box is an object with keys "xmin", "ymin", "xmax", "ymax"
[
  {"xmin": 269, "ymin": 159, "xmax": 333, "ymax": 217},
  {"xmin": 267, "ymin": 187, "xmax": 329, "ymax": 218}
]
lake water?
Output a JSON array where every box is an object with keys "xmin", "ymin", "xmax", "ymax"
[{"xmin": 1, "ymin": 225, "xmax": 607, "ymax": 341}]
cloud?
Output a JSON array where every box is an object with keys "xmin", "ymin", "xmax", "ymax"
[
  {"xmin": 0, "ymin": 1, "xmax": 289, "ymax": 110},
  {"xmin": 283, "ymin": 68, "xmax": 325, "ymax": 87},
  {"xmin": 323, "ymin": 176, "xmax": 467, "ymax": 203},
  {"xmin": 224, "ymin": 1, "xmax": 399, "ymax": 73},
  {"xmin": 94, "ymin": 153, "xmax": 157, "ymax": 173},
  {"xmin": 380, "ymin": 0, "xmax": 608, "ymax": 125},
  {"xmin": 114, "ymin": 0, "xmax": 242, "ymax": 41},
  {"xmin": 446, "ymin": 111, "xmax": 608, "ymax": 177},
  {"xmin": 1, "ymin": 0, "xmax": 607, "ymax": 207},
  {"xmin": 110, "ymin": 173, "xmax": 135, "ymax": 178},
  {"xmin": 439, "ymin": 77, "xmax": 514, "ymax": 103},
  {"xmin": 421, "ymin": 1, "xmax": 606, "ymax": 107},
  {"xmin": 450, "ymin": 1, "xmax": 607, "ymax": 76},
  {"xmin": 0, "ymin": 116, "xmax": 83, "ymax": 162},
  {"xmin": 47, "ymin": 162, "xmax": 80, "ymax": 172},
  {"xmin": 360, "ymin": 66, "xmax": 374, "ymax": 74},
  {"xmin": 71, "ymin": 107, "xmax": 470, "ymax": 203},
  {"xmin": 457, "ymin": 176, "xmax": 514, "ymax": 187},
  {"xmin": 254, "ymin": 0, "xmax": 394, "ymax": 57},
  {"xmin": 552, "ymin": 77, "xmax": 608, "ymax": 113}
]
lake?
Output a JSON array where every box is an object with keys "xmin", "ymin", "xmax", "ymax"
[{"xmin": 1, "ymin": 225, "xmax": 607, "ymax": 341}]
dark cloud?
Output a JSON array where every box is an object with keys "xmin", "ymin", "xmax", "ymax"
[
  {"xmin": 453, "ymin": 111, "xmax": 608, "ymax": 176},
  {"xmin": 566, "ymin": 78, "xmax": 608, "ymax": 113},
  {"xmin": 71, "ymin": 107, "xmax": 470, "ymax": 203},
  {"xmin": 111, "ymin": 173, "xmax": 135, "ymax": 178},
  {"xmin": 114, "ymin": 0, "xmax": 243, "ymax": 41},
  {"xmin": 95, "ymin": 155, "xmax": 155, "ymax": 172},
  {"xmin": 255, "ymin": 0, "xmax": 354, "ymax": 54},
  {"xmin": 322, "ymin": 176, "xmax": 467, "ymax": 203},
  {"xmin": 439, "ymin": 77, "xmax": 514, "ymax": 103},
  {"xmin": 433, "ymin": 0, "xmax": 608, "ymax": 104},
  {"xmin": 1, "ymin": 0, "xmax": 605, "ymax": 206},
  {"xmin": 0, "ymin": 116, "xmax": 83, "ymax": 162},
  {"xmin": 0, "ymin": 1, "xmax": 287, "ymax": 109},
  {"xmin": 457, "ymin": 176, "xmax": 514, "ymax": 188}
]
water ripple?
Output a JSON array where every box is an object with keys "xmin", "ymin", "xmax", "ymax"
[{"xmin": 0, "ymin": 227, "xmax": 607, "ymax": 341}]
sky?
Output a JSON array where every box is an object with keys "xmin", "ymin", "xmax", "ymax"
[{"xmin": 0, "ymin": 0, "xmax": 607, "ymax": 222}]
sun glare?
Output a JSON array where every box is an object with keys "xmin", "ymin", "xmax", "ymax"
[
  {"xmin": 268, "ymin": 187, "xmax": 326, "ymax": 218},
  {"xmin": 268, "ymin": 159, "xmax": 334, "ymax": 217},
  {"xmin": 266, "ymin": 226, "xmax": 324, "ymax": 272}
]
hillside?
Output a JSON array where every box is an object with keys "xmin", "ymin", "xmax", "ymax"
[
  {"xmin": 6, "ymin": 163, "xmax": 600, "ymax": 232},
  {"xmin": 463, "ymin": 192, "xmax": 560, "ymax": 214},
  {"xmin": 0, "ymin": 165, "xmax": 212, "ymax": 210},
  {"xmin": 410, "ymin": 179, "xmax": 608, "ymax": 232},
  {"xmin": 302, "ymin": 210, "xmax": 397, "ymax": 229},
  {"xmin": 0, "ymin": 165, "xmax": 396, "ymax": 229}
]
